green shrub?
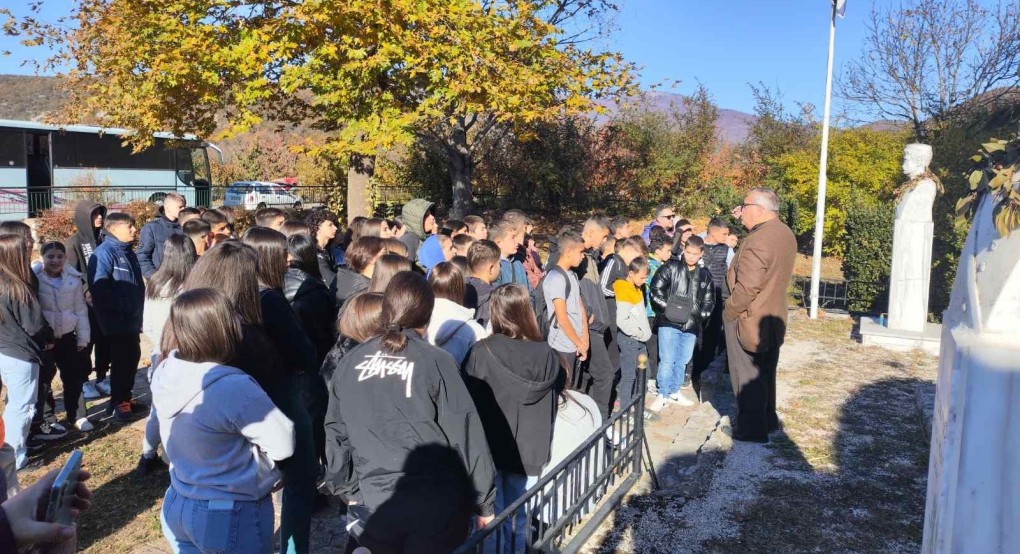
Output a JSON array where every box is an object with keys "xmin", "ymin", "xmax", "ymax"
[{"xmin": 841, "ymin": 197, "xmax": 894, "ymax": 314}]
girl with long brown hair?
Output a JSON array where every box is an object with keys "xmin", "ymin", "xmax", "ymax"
[
  {"xmin": 153, "ymin": 288, "xmax": 294, "ymax": 554},
  {"xmin": 0, "ymin": 234, "xmax": 51, "ymax": 470},
  {"xmin": 462, "ymin": 283, "xmax": 561, "ymax": 549},
  {"xmin": 325, "ymin": 271, "xmax": 496, "ymax": 552}
]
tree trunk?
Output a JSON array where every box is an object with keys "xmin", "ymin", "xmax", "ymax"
[
  {"xmin": 346, "ymin": 153, "xmax": 375, "ymax": 223},
  {"xmin": 447, "ymin": 122, "xmax": 473, "ymax": 220}
]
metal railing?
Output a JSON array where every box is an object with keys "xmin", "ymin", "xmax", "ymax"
[
  {"xmin": 789, "ymin": 275, "xmax": 889, "ymax": 315},
  {"xmin": 455, "ymin": 368, "xmax": 646, "ymax": 553}
]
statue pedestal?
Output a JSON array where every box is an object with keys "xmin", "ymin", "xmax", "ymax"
[
  {"xmin": 922, "ymin": 193, "xmax": 1020, "ymax": 553},
  {"xmin": 858, "ymin": 316, "xmax": 941, "ymax": 355}
]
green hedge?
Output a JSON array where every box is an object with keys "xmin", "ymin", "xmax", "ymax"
[{"xmin": 841, "ymin": 197, "xmax": 893, "ymax": 314}]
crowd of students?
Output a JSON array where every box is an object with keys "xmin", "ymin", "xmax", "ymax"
[{"xmin": 0, "ymin": 192, "xmax": 757, "ymax": 554}]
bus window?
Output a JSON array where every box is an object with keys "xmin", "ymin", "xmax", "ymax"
[
  {"xmin": 52, "ymin": 132, "xmax": 77, "ymax": 168},
  {"xmin": 175, "ymin": 147, "xmax": 194, "ymax": 184},
  {"xmin": 0, "ymin": 130, "xmax": 25, "ymax": 167},
  {"xmin": 191, "ymin": 147, "xmax": 210, "ymax": 182}
]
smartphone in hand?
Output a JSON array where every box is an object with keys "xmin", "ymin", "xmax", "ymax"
[{"xmin": 45, "ymin": 450, "xmax": 83, "ymax": 525}]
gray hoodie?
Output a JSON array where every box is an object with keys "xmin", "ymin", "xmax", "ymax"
[{"xmin": 152, "ymin": 352, "xmax": 295, "ymax": 501}]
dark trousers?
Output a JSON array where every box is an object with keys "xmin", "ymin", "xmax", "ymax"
[
  {"xmin": 34, "ymin": 334, "xmax": 90, "ymax": 429},
  {"xmin": 644, "ymin": 317, "xmax": 659, "ymax": 382},
  {"xmin": 107, "ymin": 333, "xmax": 141, "ymax": 406},
  {"xmin": 86, "ymin": 307, "xmax": 110, "ymax": 382},
  {"xmin": 694, "ymin": 299, "xmax": 725, "ymax": 379},
  {"xmin": 581, "ymin": 330, "xmax": 615, "ymax": 420},
  {"xmin": 724, "ymin": 320, "xmax": 779, "ymax": 440}
]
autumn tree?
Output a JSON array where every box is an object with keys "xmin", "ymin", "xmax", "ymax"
[
  {"xmin": 5, "ymin": 0, "xmax": 634, "ymax": 219},
  {"xmin": 840, "ymin": 0, "xmax": 1020, "ymax": 140},
  {"xmin": 610, "ymin": 86, "xmax": 719, "ymax": 213}
]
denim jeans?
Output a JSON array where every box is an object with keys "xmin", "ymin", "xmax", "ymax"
[
  {"xmin": 656, "ymin": 327, "xmax": 697, "ymax": 397},
  {"xmin": 271, "ymin": 375, "xmax": 317, "ymax": 554},
  {"xmin": 617, "ymin": 333, "xmax": 646, "ymax": 408},
  {"xmin": 0, "ymin": 353, "xmax": 39, "ymax": 469},
  {"xmin": 161, "ymin": 486, "xmax": 274, "ymax": 554},
  {"xmin": 489, "ymin": 472, "xmax": 539, "ymax": 554}
]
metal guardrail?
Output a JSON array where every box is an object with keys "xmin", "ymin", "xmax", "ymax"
[{"xmin": 455, "ymin": 368, "xmax": 646, "ymax": 553}]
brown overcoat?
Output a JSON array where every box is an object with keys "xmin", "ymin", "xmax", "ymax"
[{"xmin": 723, "ymin": 217, "xmax": 797, "ymax": 353}]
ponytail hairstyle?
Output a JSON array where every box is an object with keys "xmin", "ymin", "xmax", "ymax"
[
  {"xmin": 241, "ymin": 227, "xmax": 288, "ymax": 290},
  {"xmin": 0, "ymin": 234, "xmax": 35, "ymax": 320},
  {"xmin": 287, "ymin": 232, "xmax": 323, "ymax": 280},
  {"xmin": 489, "ymin": 284, "xmax": 543, "ymax": 342},
  {"xmin": 161, "ymin": 288, "xmax": 241, "ymax": 364},
  {"xmin": 182, "ymin": 241, "xmax": 262, "ymax": 326},
  {"xmin": 379, "ymin": 271, "xmax": 434, "ymax": 353},
  {"xmin": 147, "ymin": 234, "xmax": 198, "ymax": 300}
]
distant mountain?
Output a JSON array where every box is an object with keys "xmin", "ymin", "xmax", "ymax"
[
  {"xmin": 597, "ymin": 90, "xmax": 756, "ymax": 144},
  {"xmin": 0, "ymin": 75, "xmax": 68, "ymax": 121}
]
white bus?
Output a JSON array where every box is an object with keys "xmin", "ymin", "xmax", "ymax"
[{"xmin": 0, "ymin": 119, "xmax": 219, "ymax": 220}]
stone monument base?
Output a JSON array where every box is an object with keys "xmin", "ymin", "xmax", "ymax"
[{"xmin": 858, "ymin": 316, "xmax": 941, "ymax": 356}]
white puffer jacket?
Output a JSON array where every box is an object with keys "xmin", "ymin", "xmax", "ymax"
[
  {"xmin": 427, "ymin": 297, "xmax": 490, "ymax": 365},
  {"xmin": 32, "ymin": 263, "xmax": 90, "ymax": 347}
]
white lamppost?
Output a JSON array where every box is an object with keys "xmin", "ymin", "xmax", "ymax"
[{"xmin": 809, "ymin": 0, "xmax": 846, "ymax": 319}]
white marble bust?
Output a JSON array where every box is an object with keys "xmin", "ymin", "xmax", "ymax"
[{"xmin": 897, "ymin": 143, "xmax": 937, "ymax": 221}]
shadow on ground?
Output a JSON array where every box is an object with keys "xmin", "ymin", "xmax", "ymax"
[{"xmin": 591, "ymin": 375, "xmax": 934, "ymax": 554}]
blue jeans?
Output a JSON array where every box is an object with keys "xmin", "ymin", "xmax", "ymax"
[
  {"xmin": 489, "ymin": 472, "xmax": 539, "ymax": 554},
  {"xmin": 656, "ymin": 327, "xmax": 697, "ymax": 397},
  {"xmin": 161, "ymin": 486, "xmax": 274, "ymax": 554},
  {"xmin": 617, "ymin": 333, "xmax": 646, "ymax": 408},
  {"xmin": 0, "ymin": 353, "xmax": 39, "ymax": 469}
]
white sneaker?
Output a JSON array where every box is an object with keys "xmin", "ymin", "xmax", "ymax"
[
  {"xmin": 649, "ymin": 395, "xmax": 670, "ymax": 412},
  {"xmin": 82, "ymin": 382, "xmax": 101, "ymax": 400},
  {"xmin": 75, "ymin": 418, "xmax": 94, "ymax": 432},
  {"xmin": 95, "ymin": 379, "xmax": 112, "ymax": 396},
  {"xmin": 668, "ymin": 392, "xmax": 695, "ymax": 407}
]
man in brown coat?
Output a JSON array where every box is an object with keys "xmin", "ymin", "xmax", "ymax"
[{"xmin": 724, "ymin": 187, "xmax": 797, "ymax": 442}]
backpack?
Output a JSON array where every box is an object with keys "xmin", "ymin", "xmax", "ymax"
[{"xmin": 532, "ymin": 265, "xmax": 571, "ymax": 339}]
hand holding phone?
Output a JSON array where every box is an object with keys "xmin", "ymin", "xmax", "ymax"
[
  {"xmin": 1, "ymin": 453, "xmax": 91, "ymax": 550},
  {"xmin": 45, "ymin": 451, "xmax": 84, "ymax": 525}
]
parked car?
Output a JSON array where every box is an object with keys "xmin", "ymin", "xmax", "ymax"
[{"xmin": 222, "ymin": 181, "xmax": 303, "ymax": 210}]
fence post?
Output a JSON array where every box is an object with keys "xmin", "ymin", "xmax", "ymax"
[{"xmin": 633, "ymin": 353, "xmax": 647, "ymax": 476}]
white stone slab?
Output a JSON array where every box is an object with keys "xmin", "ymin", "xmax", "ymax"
[{"xmin": 859, "ymin": 316, "xmax": 941, "ymax": 355}]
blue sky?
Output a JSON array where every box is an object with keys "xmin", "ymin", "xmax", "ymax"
[
  {"xmin": 0, "ymin": 1, "xmax": 996, "ymax": 117},
  {"xmin": 612, "ymin": 0, "xmax": 873, "ymax": 115}
]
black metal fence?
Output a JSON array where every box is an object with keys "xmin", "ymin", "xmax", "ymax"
[
  {"xmin": 455, "ymin": 369, "xmax": 646, "ymax": 553},
  {"xmin": 789, "ymin": 275, "xmax": 890, "ymax": 315}
]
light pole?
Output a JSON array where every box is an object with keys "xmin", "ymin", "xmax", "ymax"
[{"xmin": 809, "ymin": 0, "xmax": 845, "ymax": 319}]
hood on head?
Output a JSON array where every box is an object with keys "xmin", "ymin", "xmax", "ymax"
[
  {"xmin": 73, "ymin": 200, "xmax": 106, "ymax": 245},
  {"xmin": 418, "ymin": 234, "xmax": 446, "ymax": 273},
  {"xmin": 401, "ymin": 198, "xmax": 434, "ymax": 240}
]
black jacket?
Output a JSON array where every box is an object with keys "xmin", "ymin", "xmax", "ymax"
[
  {"xmin": 333, "ymin": 267, "xmax": 369, "ymax": 310},
  {"xmin": 283, "ymin": 266, "xmax": 338, "ymax": 367},
  {"xmin": 464, "ymin": 276, "xmax": 494, "ymax": 327},
  {"xmin": 463, "ymin": 335, "xmax": 560, "ymax": 476},
  {"xmin": 701, "ymin": 243, "xmax": 729, "ymax": 293},
  {"xmin": 64, "ymin": 200, "xmax": 106, "ymax": 293},
  {"xmin": 258, "ymin": 287, "xmax": 318, "ymax": 375},
  {"xmin": 136, "ymin": 215, "xmax": 183, "ymax": 278},
  {"xmin": 649, "ymin": 260, "xmax": 716, "ymax": 332},
  {"xmin": 0, "ymin": 293, "xmax": 50, "ymax": 363},
  {"xmin": 317, "ymin": 249, "xmax": 337, "ymax": 290},
  {"xmin": 320, "ymin": 335, "xmax": 360, "ymax": 383},
  {"xmin": 323, "ymin": 332, "xmax": 497, "ymax": 519}
]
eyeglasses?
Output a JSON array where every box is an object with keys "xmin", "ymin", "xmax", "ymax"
[{"xmin": 659, "ymin": 214, "xmax": 676, "ymax": 220}]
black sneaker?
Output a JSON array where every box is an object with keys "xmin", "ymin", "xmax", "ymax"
[
  {"xmin": 136, "ymin": 455, "xmax": 168, "ymax": 476},
  {"xmin": 113, "ymin": 401, "xmax": 143, "ymax": 423},
  {"xmin": 33, "ymin": 424, "xmax": 68, "ymax": 442},
  {"xmin": 26, "ymin": 437, "xmax": 47, "ymax": 454}
]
